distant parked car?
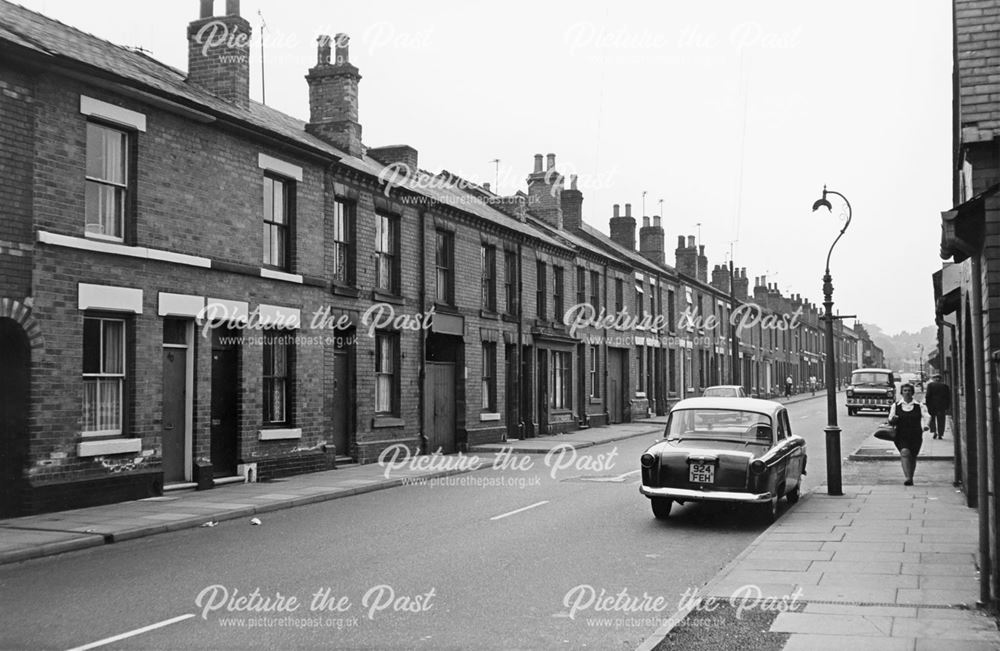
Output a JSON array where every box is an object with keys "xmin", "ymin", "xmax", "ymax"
[
  {"xmin": 639, "ymin": 397, "xmax": 807, "ymax": 523},
  {"xmin": 702, "ymin": 385, "xmax": 748, "ymax": 398},
  {"xmin": 846, "ymin": 368, "xmax": 896, "ymax": 416}
]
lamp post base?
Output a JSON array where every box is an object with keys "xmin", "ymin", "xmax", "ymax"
[{"xmin": 824, "ymin": 425, "xmax": 843, "ymax": 496}]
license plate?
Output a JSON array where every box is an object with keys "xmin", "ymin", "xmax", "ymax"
[{"xmin": 689, "ymin": 463, "xmax": 715, "ymax": 484}]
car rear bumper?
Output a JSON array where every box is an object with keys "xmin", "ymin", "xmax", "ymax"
[{"xmin": 640, "ymin": 485, "xmax": 773, "ymax": 503}]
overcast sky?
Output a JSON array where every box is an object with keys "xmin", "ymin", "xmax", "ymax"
[{"xmin": 14, "ymin": 0, "xmax": 953, "ymax": 335}]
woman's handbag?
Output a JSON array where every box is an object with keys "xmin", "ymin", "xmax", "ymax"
[{"xmin": 874, "ymin": 422, "xmax": 897, "ymax": 441}]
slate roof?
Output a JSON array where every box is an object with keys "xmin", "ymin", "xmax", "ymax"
[{"xmin": 0, "ymin": 0, "xmax": 567, "ymax": 250}]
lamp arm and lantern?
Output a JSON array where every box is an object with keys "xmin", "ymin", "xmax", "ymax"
[{"xmin": 811, "ymin": 185, "xmax": 853, "ymax": 496}]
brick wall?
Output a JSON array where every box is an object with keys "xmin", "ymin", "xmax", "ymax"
[{"xmin": 0, "ymin": 65, "xmax": 34, "ymax": 300}]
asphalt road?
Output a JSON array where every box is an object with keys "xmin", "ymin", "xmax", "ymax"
[{"xmin": 0, "ymin": 394, "xmax": 888, "ymax": 650}]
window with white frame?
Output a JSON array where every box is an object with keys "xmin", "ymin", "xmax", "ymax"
[
  {"xmin": 263, "ymin": 175, "xmax": 292, "ymax": 269},
  {"xmin": 435, "ymin": 230, "xmax": 454, "ymax": 304},
  {"xmin": 331, "ymin": 198, "xmax": 353, "ymax": 284},
  {"xmin": 551, "ymin": 350, "xmax": 572, "ymax": 410},
  {"xmin": 82, "ymin": 316, "xmax": 125, "ymax": 434},
  {"xmin": 85, "ymin": 123, "xmax": 128, "ymax": 240},
  {"xmin": 589, "ymin": 344, "xmax": 600, "ymax": 398},
  {"xmin": 375, "ymin": 212, "xmax": 398, "ymax": 293},
  {"xmin": 375, "ymin": 331, "xmax": 398, "ymax": 414},
  {"xmin": 263, "ymin": 331, "xmax": 292, "ymax": 425},
  {"xmin": 481, "ymin": 342, "xmax": 496, "ymax": 411}
]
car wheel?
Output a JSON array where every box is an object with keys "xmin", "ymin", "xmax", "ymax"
[
  {"xmin": 758, "ymin": 495, "xmax": 778, "ymax": 524},
  {"xmin": 786, "ymin": 478, "xmax": 802, "ymax": 504},
  {"xmin": 650, "ymin": 498, "xmax": 673, "ymax": 520}
]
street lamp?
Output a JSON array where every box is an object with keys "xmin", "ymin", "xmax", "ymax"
[
  {"xmin": 916, "ymin": 344, "xmax": 924, "ymax": 385},
  {"xmin": 811, "ymin": 185, "xmax": 853, "ymax": 496}
]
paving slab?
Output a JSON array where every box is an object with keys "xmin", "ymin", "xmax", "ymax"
[{"xmin": 770, "ymin": 612, "xmax": 893, "ymax": 636}]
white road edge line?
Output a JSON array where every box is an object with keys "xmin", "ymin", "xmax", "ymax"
[
  {"xmin": 616, "ymin": 469, "xmax": 641, "ymax": 480},
  {"xmin": 66, "ymin": 613, "xmax": 196, "ymax": 651},
  {"xmin": 490, "ymin": 500, "xmax": 550, "ymax": 521}
]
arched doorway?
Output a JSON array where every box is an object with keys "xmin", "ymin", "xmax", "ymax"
[{"xmin": 0, "ymin": 318, "xmax": 30, "ymax": 518}]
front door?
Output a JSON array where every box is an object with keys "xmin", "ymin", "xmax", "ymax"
[
  {"xmin": 162, "ymin": 345, "xmax": 187, "ymax": 483},
  {"xmin": 0, "ymin": 319, "xmax": 30, "ymax": 518},
  {"xmin": 425, "ymin": 362, "xmax": 456, "ymax": 453},
  {"xmin": 607, "ymin": 348, "xmax": 624, "ymax": 423},
  {"xmin": 331, "ymin": 351, "xmax": 351, "ymax": 457},
  {"xmin": 505, "ymin": 344, "xmax": 518, "ymax": 440},
  {"xmin": 211, "ymin": 329, "xmax": 239, "ymax": 477},
  {"xmin": 537, "ymin": 349, "xmax": 549, "ymax": 435}
]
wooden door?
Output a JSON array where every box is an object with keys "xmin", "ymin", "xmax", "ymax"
[{"xmin": 425, "ymin": 362, "xmax": 456, "ymax": 453}]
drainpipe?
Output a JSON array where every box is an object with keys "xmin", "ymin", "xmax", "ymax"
[
  {"xmin": 602, "ymin": 263, "xmax": 609, "ymax": 422},
  {"xmin": 516, "ymin": 242, "xmax": 524, "ymax": 439},
  {"xmin": 970, "ymin": 254, "xmax": 990, "ymax": 608},
  {"xmin": 418, "ymin": 208, "xmax": 428, "ymax": 455}
]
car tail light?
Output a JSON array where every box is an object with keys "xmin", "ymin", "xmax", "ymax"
[
  {"xmin": 750, "ymin": 459, "xmax": 766, "ymax": 474},
  {"xmin": 641, "ymin": 453, "xmax": 656, "ymax": 469}
]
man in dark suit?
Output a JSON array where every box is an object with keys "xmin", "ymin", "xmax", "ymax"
[{"xmin": 924, "ymin": 373, "xmax": 951, "ymax": 439}]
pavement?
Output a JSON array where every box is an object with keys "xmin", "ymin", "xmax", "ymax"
[
  {"xmin": 639, "ymin": 414, "xmax": 1000, "ymax": 651},
  {"xmin": 5, "ymin": 390, "xmax": 995, "ymax": 651}
]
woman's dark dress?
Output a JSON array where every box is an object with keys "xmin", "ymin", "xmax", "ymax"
[{"xmin": 893, "ymin": 401, "xmax": 923, "ymax": 456}]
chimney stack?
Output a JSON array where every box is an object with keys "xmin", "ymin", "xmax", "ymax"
[
  {"xmin": 305, "ymin": 33, "xmax": 363, "ymax": 156},
  {"xmin": 711, "ymin": 265, "xmax": 730, "ymax": 293},
  {"xmin": 639, "ymin": 213, "xmax": 665, "ymax": 265},
  {"xmin": 526, "ymin": 153, "xmax": 563, "ymax": 228},
  {"xmin": 609, "ymin": 202, "xmax": 636, "ymax": 250},
  {"xmin": 560, "ymin": 174, "xmax": 583, "ymax": 231},
  {"xmin": 368, "ymin": 145, "xmax": 418, "ymax": 172},
  {"xmin": 733, "ymin": 268, "xmax": 749, "ymax": 302},
  {"xmin": 187, "ymin": 0, "xmax": 252, "ymax": 108},
  {"xmin": 697, "ymin": 244, "xmax": 708, "ymax": 283},
  {"xmin": 674, "ymin": 235, "xmax": 698, "ymax": 278}
]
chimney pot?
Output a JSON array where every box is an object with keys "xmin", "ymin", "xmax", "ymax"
[
  {"xmin": 546, "ymin": 153, "xmax": 556, "ymax": 170},
  {"xmin": 653, "ymin": 215, "xmax": 661, "ymax": 228},
  {"xmin": 643, "ymin": 216, "xmax": 650, "ymax": 227},
  {"xmin": 483, "ymin": 182, "xmax": 491, "ymax": 192},
  {"xmin": 334, "ymin": 33, "xmax": 350, "ymax": 64},
  {"xmin": 699, "ymin": 244, "xmax": 705, "ymax": 255},
  {"xmin": 625, "ymin": 203, "xmax": 632, "ymax": 217},
  {"xmin": 570, "ymin": 174, "xmax": 578, "ymax": 190},
  {"xmin": 687, "ymin": 235, "xmax": 696, "ymax": 248},
  {"xmin": 534, "ymin": 154, "xmax": 543, "ymax": 173},
  {"xmin": 225, "ymin": 0, "xmax": 240, "ymax": 15},
  {"xmin": 613, "ymin": 203, "xmax": 620, "ymax": 218},
  {"xmin": 677, "ymin": 236, "xmax": 685, "ymax": 248},
  {"xmin": 199, "ymin": 0, "xmax": 213, "ymax": 18}
]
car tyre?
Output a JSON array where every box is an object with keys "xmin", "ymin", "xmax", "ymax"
[
  {"xmin": 758, "ymin": 495, "xmax": 778, "ymax": 524},
  {"xmin": 847, "ymin": 408, "xmax": 856, "ymax": 416},
  {"xmin": 650, "ymin": 498, "xmax": 673, "ymax": 520},
  {"xmin": 786, "ymin": 478, "xmax": 802, "ymax": 505}
]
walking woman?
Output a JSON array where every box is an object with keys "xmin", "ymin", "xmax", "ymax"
[{"xmin": 887, "ymin": 382, "xmax": 930, "ymax": 485}]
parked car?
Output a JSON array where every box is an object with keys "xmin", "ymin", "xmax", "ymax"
[
  {"xmin": 846, "ymin": 368, "xmax": 896, "ymax": 415},
  {"xmin": 639, "ymin": 397, "xmax": 807, "ymax": 523},
  {"xmin": 702, "ymin": 385, "xmax": 748, "ymax": 398}
]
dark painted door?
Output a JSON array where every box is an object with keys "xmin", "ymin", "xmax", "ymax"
[
  {"xmin": 0, "ymin": 319, "xmax": 29, "ymax": 518},
  {"xmin": 505, "ymin": 344, "xmax": 517, "ymax": 440},
  {"xmin": 608, "ymin": 348, "xmax": 624, "ymax": 423},
  {"xmin": 537, "ymin": 349, "xmax": 549, "ymax": 435},
  {"xmin": 211, "ymin": 333, "xmax": 239, "ymax": 477},
  {"xmin": 331, "ymin": 351, "xmax": 351, "ymax": 456},
  {"xmin": 162, "ymin": 347, "xmax": 187, "ymax": 483},
  {"xmin": 521, "ymin": 346, "xmax": 534, "ymax": 438},
  {"xmin": 425, "ymin": 362, "xmax": 456, "ymax": 454}
]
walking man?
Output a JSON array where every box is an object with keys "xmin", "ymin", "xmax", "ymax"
[
  {"xmin": 785, "ymin": 375, "xmax": 793, "ymax": 398},
  {"xmin": 924, "ymin": 373, "xmax": 951, "ymax": 439}
]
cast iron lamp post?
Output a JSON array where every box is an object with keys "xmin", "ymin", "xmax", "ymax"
[{"xmin": 811, "ymin": 185, "xmax": 853, "ymax": 496}]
